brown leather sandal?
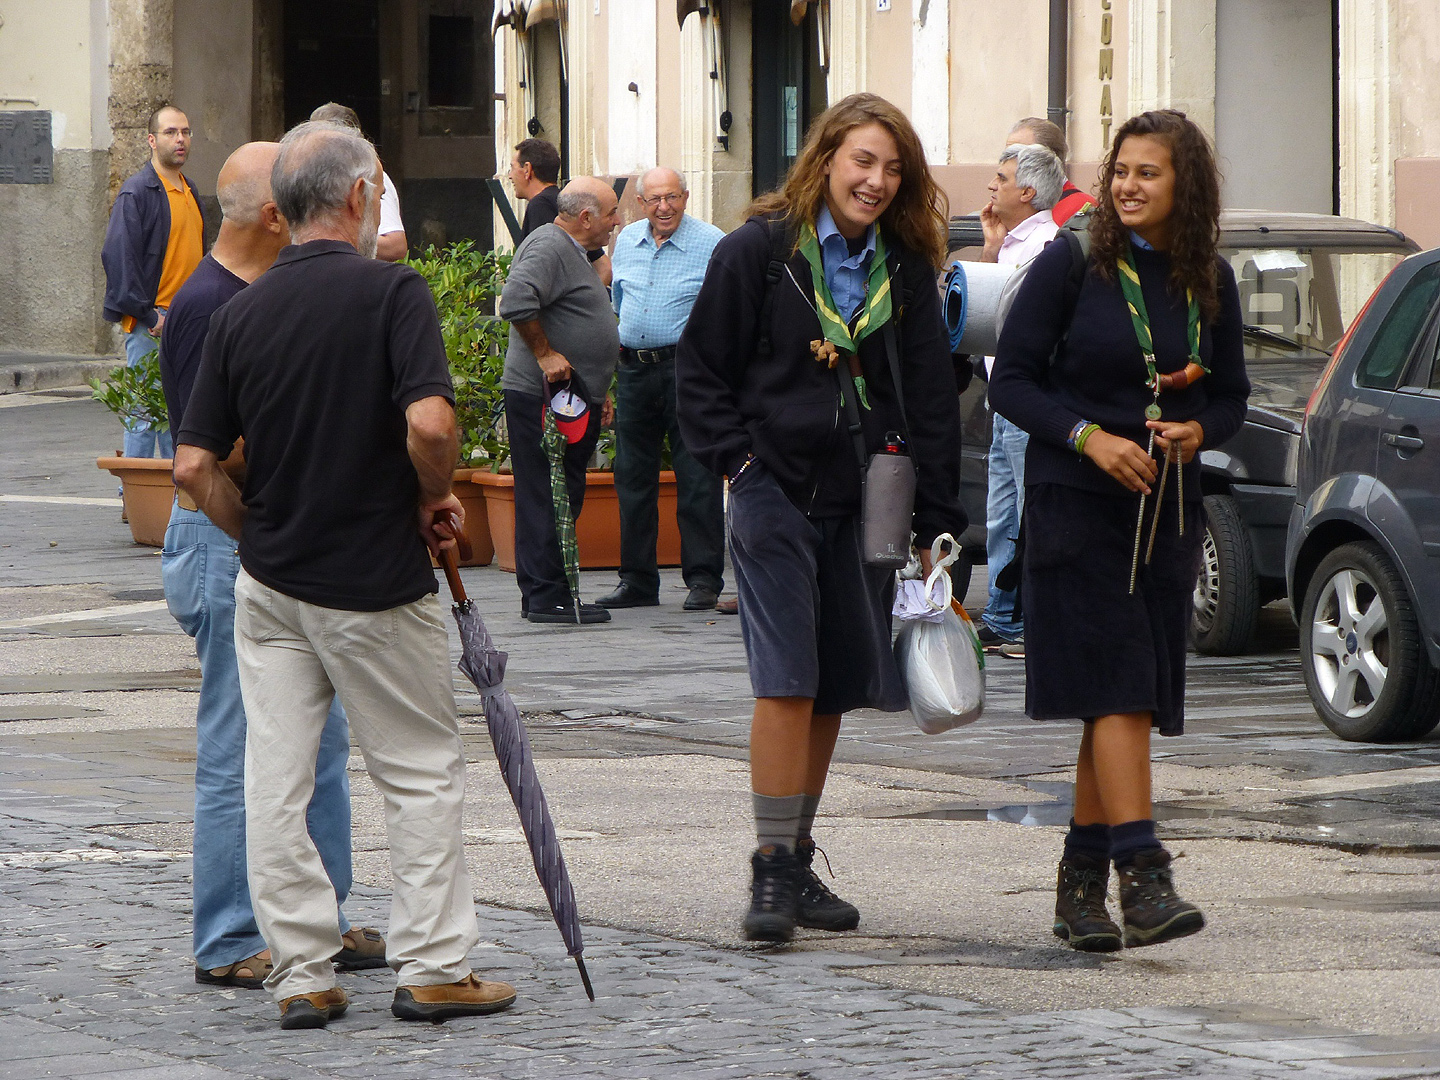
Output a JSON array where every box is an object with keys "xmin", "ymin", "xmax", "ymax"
[
  {"xmin": 334, "ymin": 927, "xmax": 388, "ymax": 971},
  {"xmin": 195, "ymin": 950, "xmax": 272, "ymax": 989}
]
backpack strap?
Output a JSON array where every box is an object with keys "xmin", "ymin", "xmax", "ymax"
[
  {"xmin": 1049, "ymin": 215, "xmax": 1092, "ymax": 365},
  {"xmin": 753, "ymin": 215, "xmax": 791, "ymax": 357}
]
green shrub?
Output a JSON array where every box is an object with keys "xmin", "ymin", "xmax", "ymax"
[{"xmin": 90, "ymin": 349, "xmax": 170, "ymax": 435}]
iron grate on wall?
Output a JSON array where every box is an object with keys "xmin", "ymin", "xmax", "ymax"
[{"xmin": 0, "ymin": 111, "xmax": 54, "ymax": 184}]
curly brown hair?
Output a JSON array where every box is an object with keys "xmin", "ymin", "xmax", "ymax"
[
  {"xmin": 1090, "ymin": 109, "xmax": 1223, "ymax": 321},
  {"xmin": 748, "ymin": 93, "xmax": 948, "ymax": 270}
]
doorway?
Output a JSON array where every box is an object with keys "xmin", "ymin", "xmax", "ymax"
[
  {"xmin": 751, "ymin": 4, "xmax": 827, "ymax": 197},
  {"xmin": 282, "ymin": 0, "xmax": 385, "ymax": 156}
]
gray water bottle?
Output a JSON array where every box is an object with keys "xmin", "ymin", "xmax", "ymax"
[{"xmin": 861, "ymin": 432, "xmax": 917, "ymax": 568}]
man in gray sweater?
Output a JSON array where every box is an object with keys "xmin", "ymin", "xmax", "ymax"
[{"xmin": 498, "ymin": 176, "xmax": 621, "ymax": 624}]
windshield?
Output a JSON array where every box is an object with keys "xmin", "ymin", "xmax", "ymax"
[{"xmin": 1223, "ymin": 246, "xmax": 1409, "ymax": 360}]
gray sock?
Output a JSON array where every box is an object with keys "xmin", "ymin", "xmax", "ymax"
[
  {"xmin": 752, "ymin": 793, "xmax": 805, "ymax": 852},
  {"xmin": 797, "ymin": 794, "xmax": 822, "ymax": 844}
]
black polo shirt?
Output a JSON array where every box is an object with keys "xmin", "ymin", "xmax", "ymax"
[
  {"xmin": 178, "ymin": 240, "xmax": 454, "ymax": 611},
  {"xmin": 521, "ymin": 184, "xmax": 560, "ymax": 238},
  {"xmin": 158, "ymin": 253, "xmax": 247, "ymax": 430}
]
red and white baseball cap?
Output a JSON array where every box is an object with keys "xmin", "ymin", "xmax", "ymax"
[{"xmin": 546, "ymin": 374, "xmax": 590, "ymax": 443}]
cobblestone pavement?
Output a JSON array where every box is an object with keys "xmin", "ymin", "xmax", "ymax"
[{"xmin": 7, "ymin": 392, "xmax": 1440, "ymax": 1077}]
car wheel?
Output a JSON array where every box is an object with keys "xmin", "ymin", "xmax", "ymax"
[
  {"xmin": 1191, "ymin": 494, "xmax": 1259, "ymax": 656},
  {"xmin": 1299, "ymin": 541, "xmax": 1440, "ymax": 742}
]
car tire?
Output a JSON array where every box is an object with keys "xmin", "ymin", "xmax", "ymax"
[
  {"xmin": 1191, "ymin": 494, "xmax": 1260, "ymax": 656},
  {"xmin": 1299, "ymin": 541, "xmax": 1440, "ymax": 742}
]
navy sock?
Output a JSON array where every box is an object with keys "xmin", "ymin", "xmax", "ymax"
[
  {"xmin": 1109, "ymin": 819, "xmax": 1159, "ymax": 867},
  {"xmin": 1062, "ymin": 819, "xmax": 1111, "ymax": 863}
]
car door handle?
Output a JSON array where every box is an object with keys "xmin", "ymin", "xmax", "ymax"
[{"xmin": 1384, "ymin": 432, "xmax": 1425, "ymax": 451}]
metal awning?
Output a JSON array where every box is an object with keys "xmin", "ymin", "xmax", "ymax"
[{"xmin": 677, "ymin": 0, "xmax": 705, "ymax": 28}]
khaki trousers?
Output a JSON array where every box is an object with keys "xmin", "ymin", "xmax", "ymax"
[{"xmin": 233, "ymin": 568, "xmax": 480, "ymax": 1000}]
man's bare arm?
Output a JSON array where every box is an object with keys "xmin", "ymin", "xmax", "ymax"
[
  {"xmin": 376, "ymin": 231, "xmax": 408, "ymax": 262},
  {"xmin": 406, "ymin": 395, "xmax": 464, "ymax": 555},
  {"xmin": 173, "ymin": 444, "xmax": 246, "ymax": 538},
  {"xmin": 514, "ymin": 318, "xmax": 572, "ymax": 382}
]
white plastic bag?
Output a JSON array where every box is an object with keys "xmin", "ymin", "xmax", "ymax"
[{"xmin": 892, "ymin": 533, "xmax": 985, "ymax": 734}]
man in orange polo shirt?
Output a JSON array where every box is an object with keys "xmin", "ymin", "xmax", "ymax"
[{"xmin": 102, "ymin": 104, "xmax": 206, "ymax": 459}]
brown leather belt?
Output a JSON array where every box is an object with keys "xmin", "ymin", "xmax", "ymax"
[{"xmin": 176, "ymin": 490, "xmax": 199, "ymax": 511}]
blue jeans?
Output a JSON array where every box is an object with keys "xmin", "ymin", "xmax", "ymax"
[
  {"xmin": 982, "ymin": 412, "xmax": 1028, "ymax": 641},
  {"xmin": 122, "ymin": 318, "xmax": 174, "ymax": 460},
  {"xmin": 161, "ymin": 504, "xmax": 353, "ymax": 969}
]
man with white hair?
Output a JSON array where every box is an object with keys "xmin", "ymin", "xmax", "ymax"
[
  {"xmin": 978, "ymin": 142, "xmax": 1067, "ymax": 658},
  {"xmin": 173, "ymin": 120, "xmax": 516, "ymax": 1029},
  {"xmin": 498, "ymin": 176, "xmax": 622, "ymax": 624},
  {"xmin": 158, "ymin": 141, "xmax": 384, "ymax": 997},
  {"xmin": 598, "ymin": 167, "xmax": 726, "ymax": 613}
]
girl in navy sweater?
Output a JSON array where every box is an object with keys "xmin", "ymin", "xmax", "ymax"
[{"xmin": 990, "ymin": 110, "xmax": 1250, "ymax": 952}]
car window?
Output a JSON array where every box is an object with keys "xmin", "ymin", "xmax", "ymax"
[{"xmin": 1355, "ymin": 260, "xmax": 1440, "ymax": 391}]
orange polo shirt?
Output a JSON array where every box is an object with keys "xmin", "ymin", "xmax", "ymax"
[{"xmin": 121, "ymin": 173, "xmax": 203, "ymax": 333}]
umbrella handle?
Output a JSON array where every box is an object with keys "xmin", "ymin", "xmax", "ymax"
[{"xmin": 438, "ymin": 543, "xmax": 469, "ymax": 605}]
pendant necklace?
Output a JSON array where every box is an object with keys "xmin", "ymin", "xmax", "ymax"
[{"xmin": 1116, "ymin": 248, "xmax": 1206, "ymax": 594}]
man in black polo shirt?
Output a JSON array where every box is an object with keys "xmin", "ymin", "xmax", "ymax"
[{"xmin": 174, "ymin": 120, "xmax": 515, "ymax": 1030}]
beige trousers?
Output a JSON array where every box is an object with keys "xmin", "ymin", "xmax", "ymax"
[{"xmin": 233, "ymin": 568, "xmax": 480, "ymax": 1000}]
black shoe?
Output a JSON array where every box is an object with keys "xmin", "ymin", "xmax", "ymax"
[
  {"xmin": 597, "ymin": 583, "xmax": 659, "ymax": 609},
  {"xmin": 683, "ymin": 586, "xmax": 719, "ymax": 611},
  {"xmin": 1053, "ymin": 854, "xmax": 1122, "ymax": 952},
  {"xmin": 794, "ymin": 838, "xmax": 860, "ymax": 932},
  {"xmin": 527, "ymin": 603, "xmax": 612, "ymax": 624},
  {"xmin": 976, "ymin": 625, "xmax": 1007, "ymax": 651},
  {"xmin": 1116, "ymin": 848, "xmax": 1205, "ymax": 948},
  {"xmin": 743, "ymin": 846, "xmax": 798, "ymax": 943}
]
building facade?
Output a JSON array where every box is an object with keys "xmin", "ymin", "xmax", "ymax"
[{"xmin": 1, "ymin": 1, "xmax": 1438, "ymax": 356}]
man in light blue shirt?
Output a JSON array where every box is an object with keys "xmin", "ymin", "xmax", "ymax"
[{"xmin": 599, "ymin": 167, "xmax": 727, "ymax": 612}]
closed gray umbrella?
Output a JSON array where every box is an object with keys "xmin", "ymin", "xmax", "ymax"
[{"xmin": 439, "ymin": 544, "xmax": 594, "ymax": 1000}]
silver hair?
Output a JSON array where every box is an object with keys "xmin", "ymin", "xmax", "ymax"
[
  {"xmin": 999, "ymin": 143, "xmax": 1066, "ymax": 212},
  {"xmin": 635, "ymin": 167, "xmax": 688, "ymax": 198},
  {"xmin": 217, "ymin": 173, "xmax": 268, "ymax": 227},
  {"xmin": 271, "ymin": 120, "xmax": 378, "ymax": 231},
  {"xmin": 556, "ymin": 186, "xmax": 603, "ymax": 218}
]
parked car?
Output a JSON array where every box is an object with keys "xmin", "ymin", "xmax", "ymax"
[
  {"xmin": 947, "ymin": 211, "xmax": 1417, "ymax": 654},
  {"xmin": 1287, "ymin": 244, "xmax": 1440, "ymax": 742}
]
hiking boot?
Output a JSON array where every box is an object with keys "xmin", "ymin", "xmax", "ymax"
[
  {"xmin": 794, "ymin": 838, "xmax": 860, "ymax": 932},
  {"xmin": 1116, "ymin": 848, "xmax": 1205, "ymax": 948},
  {"xmin": 1053, "ymin": 854, "xmax": 1122, "ymax": 952},
  {"xmin": 743, "ymin": 845, "xmax": 798, "ymax": 943},
  {"xmin": 391, "ymin": 973, "xmax": 517, "ymax": 1022},
  {"xmin": 278, "ymin": 986, "xmax": 348, "ymax": 1030}
]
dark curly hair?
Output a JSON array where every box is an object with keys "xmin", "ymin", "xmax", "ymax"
[
  {"xmin": 748, "ymin": 93, "xmax": 949, "ymax": 270},
  {"xmin": 1089, "ymin": 109, "xmax": 1222, "ymax": 321}
]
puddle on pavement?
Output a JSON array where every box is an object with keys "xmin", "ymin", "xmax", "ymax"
[{"xmin": 896, "ymin": 780, "xmax": 1223, "ymax": 827}]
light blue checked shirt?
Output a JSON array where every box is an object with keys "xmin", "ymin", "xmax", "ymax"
[
  {"xmin": 611, "ymin": 212, "xmax": 724, "ymax": 349},
  {"xmin": 816, "ymin": 203, "xmax": 877, "ymax": 324}
]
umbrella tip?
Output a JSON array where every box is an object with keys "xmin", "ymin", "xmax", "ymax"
[{"xmin": 575, "ymin": 955, "xmax": 595, "ymax": 1001}]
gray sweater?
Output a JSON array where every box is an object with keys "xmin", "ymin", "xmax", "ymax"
[{"xmin": 498, "ymin": 224, "xmax": 619, "ymax": 399}]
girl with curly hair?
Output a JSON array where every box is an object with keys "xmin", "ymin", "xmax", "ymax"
[
  {"xmin": 676, "ymin": 94, "xmax": 965, "ymax": 942},
  {"xmin": 989, "ymin": 110, "xmax": 1251, "ymax": 951}
]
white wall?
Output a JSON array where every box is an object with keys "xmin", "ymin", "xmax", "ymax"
[{"xmin": 605, "ymin": 2, "xmax": 656, "ymax": 175}]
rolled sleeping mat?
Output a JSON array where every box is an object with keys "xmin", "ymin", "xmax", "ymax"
[{"xmin": 941, "ymin": 260, "xmax": 1020, "ymax": 357}]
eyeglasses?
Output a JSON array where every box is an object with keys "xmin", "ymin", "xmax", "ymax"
[
  {"xmin": 640, "ymin": 193, "xmax": 684, "ymax": 207},
  {"xmin": 158, "ymin": 128, "xmax": 192, "ymax": 138}
]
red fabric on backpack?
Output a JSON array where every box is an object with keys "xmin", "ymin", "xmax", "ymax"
[{"xmin": 1052, "ymin": 184, "xmax": 1096, "ymax": 226}]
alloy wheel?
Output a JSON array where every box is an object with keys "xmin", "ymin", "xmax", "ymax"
[
  {"xmin": 1192, "ymin": 527, "xmax": 1220, "ymax": 635},
  {"xmin": 1308, "ymin": 567, "xmax": 1389, "ymax": 718}
]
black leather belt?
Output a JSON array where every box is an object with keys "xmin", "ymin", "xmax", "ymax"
[{"xmin": 621, "ymin": 345, "xmax": 677, "ymax": 364}]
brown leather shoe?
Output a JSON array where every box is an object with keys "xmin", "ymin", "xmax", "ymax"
[
  {"xmin": 391, "ymin": 973, "xmax": 517, "ymax": 1022},
  {"xmin": 715, "ymin": 597, "xmax": 739, "ymax": 615},
  {"xmin": 334, "ymin": 927, "xmax": 387, "ymax": 971},
  {"xmin": 279, "ymin": 986, "xmax": 348, "ymax": 1030}
]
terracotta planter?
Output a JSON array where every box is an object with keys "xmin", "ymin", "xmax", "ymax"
[
  {"xmin": 96, "ymin": 456, "xmax": 174, "ymax": 547},
  {"xmin": 446, "ymin": 468, "xmax": 494, "ymax": 567},
  {"xmin": 472, "ymin": 469, "xmax": 681, "ymax": 573}
]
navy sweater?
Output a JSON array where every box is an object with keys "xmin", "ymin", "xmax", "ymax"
[
  {"xmin": 676, "ymin": 216, "xmax": 965, "ymax": 547},
  {"xmin": 989, "ymin": 239, "xmax": 1250, "ymax": 497}
]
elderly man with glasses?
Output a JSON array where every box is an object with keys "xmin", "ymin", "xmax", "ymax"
[{"xmin": 598, "ymin": 167, "xmax": 727, "ymax": 612}]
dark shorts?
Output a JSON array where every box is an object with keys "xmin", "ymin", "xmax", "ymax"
[
  {"xmin": 1022, "ymin": 483, "xmax": 1202, "ymax": 736},
  {"xmin": 727, "ymin": 464, "xmax": 906, "ymax": 716}
]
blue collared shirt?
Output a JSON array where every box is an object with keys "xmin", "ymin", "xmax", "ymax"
[
  {"xmin": 816, "ymin": 204, "xmax": 876, "ymax": 324},
  {"xmin": 1129, "ymin": 230, "xmax": 1155, "ymax": 251},
  {"xmin": 611, "ymin": 213, "xmax": 724, "ymax": 348}
]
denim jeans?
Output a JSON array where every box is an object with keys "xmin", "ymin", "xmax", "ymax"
[
  {"xmin": 982, "ymin": 412, "xmax": 1028, "ymax": 641},
  {"xmin": 122, "ymin": 317, "xmax": 174, "ymax": 459},
  {"xmin": 161, "ymin": 504, "xmax": 353, "ymax": 969},
  {"xmin": 613, "ymin": 357, "xmax": 724, "ymax": 595}
]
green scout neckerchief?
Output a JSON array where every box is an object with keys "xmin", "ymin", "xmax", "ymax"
[
  {"xmin": 798, "ymin": 221, "xmax": 893, "ymax": 409},
  {"xmin": 1117, "ymin": 247, "xmax": 1203, "ymax": 419}
]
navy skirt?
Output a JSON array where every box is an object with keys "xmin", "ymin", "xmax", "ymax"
[{"xmin": 1021, "ymin": 483, "xmax": 1202, "ymax": 735}]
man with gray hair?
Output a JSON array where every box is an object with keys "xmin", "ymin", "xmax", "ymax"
[
  {"xmin": 598, "ymin": 167, "xmax": 726, "ymax": 612},
  {"xmin": 174, "ymin": 120, "xmax": 516, "ymax": 1029},
  {"xmin": 978, "ymin": 141, "xmax": 1066, "ymax": 658},
  {"xmin": 158, "ymin": 140, "xmax": 384, "ymax": 998},
  {"xmin": 498, "ymin": 175, "xmax": 622, "ymax": 624}
]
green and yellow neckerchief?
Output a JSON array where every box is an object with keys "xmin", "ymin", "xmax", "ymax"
[
  {"xmin": 797, "ymin": 221, "xmax": 892, "ymax": 409},
  {"xmin": 1116, "ymin": 248, "xmax": 1208, "ymax": 411}
]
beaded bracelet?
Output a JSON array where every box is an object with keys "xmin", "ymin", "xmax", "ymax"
[{"xmin": 1074, "ymin": 423, "xmax": 1100, "ymax": 456}]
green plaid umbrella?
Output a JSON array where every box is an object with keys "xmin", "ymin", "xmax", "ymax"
[{"xmin": 541, "ymin": 406, "xmax": 583, "ymax": 622}]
